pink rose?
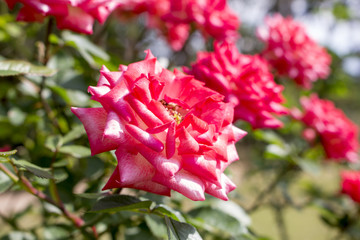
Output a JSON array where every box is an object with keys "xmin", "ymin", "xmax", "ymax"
[
  {"xmin": 298, "ymin": 94, "xmax": 359, "ymax": 162},
  {"xmin": 71, "ymin": 50, "xmax": 246, "ymax": 201},
  {"xmin": 114, "ymin": 0, "xmax": 239, "ymax": 51},
  {"xmin": 5, "ymin": 0, "xmax": 121, "ymax": 34},
  {"xmin": 341, "ymin": 171, "xmax": 360, "ymax": 203},
  {"xmin": 163, "ymin": 0, "xmax": 240, "ymax": 41},
  {"xmin": 257, "ymin": 14, "xmax": 331, "ymax": 89},
  {"xmin": 186, "ymin": 41, "xmax": 288, "ymax": 129}
]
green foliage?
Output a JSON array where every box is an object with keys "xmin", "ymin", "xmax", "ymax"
[
  {"xmin": 0, "ymin": 60, "xmax": 56, "ymax": 77},
  {"xmin": 0, "ymin": 1, "xmax": 359, "ymax": 240}
]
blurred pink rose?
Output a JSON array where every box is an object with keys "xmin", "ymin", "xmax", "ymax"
[
  {"xmin": 257, "ymin": 14, "xmax": 331, "ymax": 89},
  {"xmin": 186, "ymin": 41, "xmax": 288, "ymax": 129},
  {"xmin": 115, "ymin": 0, "xmax": 239, "ymax": 51},
  {"xmin": 341, "ymin": 171, "xmax": 360, "ymax": 203},
  {"xmin": 72, "ymin": 50, "xmax": 246, "ymax": 201},
  {"xmin": 298, "ymin": 94, "xmax": 359, "ymax": 162},
  {"xmin": 5, "ymin": 0, "xmax": 121, "ymax": 34},
  {"xmin": 0, "ymin": 145, "xmax": 11, "ymax": 152}
]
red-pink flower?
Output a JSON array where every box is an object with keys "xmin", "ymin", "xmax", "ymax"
[
  {"xmin": 71, "ymin": 50, "xmax": 246, "ymax": 201},
  {"xmin": 341, "ymin": 171, "xmax": 360, "ymax": 203},
  {"xmin": 257, "ymin": 14, "xmax": 331, "ymax": 89},
  {"xmin": 163, "ymin": 0, "xmax": 240, "ymax": 41},
  {"xmin": 297, "ymin": 94, "xmax": 359, "ymax": 162},
  {"xmin": 115, "ymin": 0, "xmax": 239, "ymax": 51},
  {"xmin": 0, "ymin": 145, "xmax": 11, "ymax": 152},
  {"xmin": 5, "ymin": 0, "xmax": 121, "ymax": 34},
  {"xmin": 186, "ymin": 41, "xmax": 288, "ymax": 129}
]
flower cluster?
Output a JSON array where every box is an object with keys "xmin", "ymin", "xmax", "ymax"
[
  {"xmin": 257, "ymin": 14, "xmax": 331, "ymax": 89},
  {"xmin": 72, "ymin": 50, "xmax": 246, "ymax": 201},
  {"xmin": 5, "ymin": 0, "xmax": 121, "ymax": 34},
  {"xmin": 296, "ymin": 94, "xmax": 359, "ymax": 162},
  {"xmin": 341, "ymin": 171, "xmax": 360, "ymax": 203},
  {"xmin": 115, "ymin": 0, "xmax": 239, "ymax": 51},
  {"xmin": 185, "ymin": 41, "xmax": 288, "ymax": 129}
]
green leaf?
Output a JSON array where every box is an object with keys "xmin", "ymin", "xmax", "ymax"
[
  {"xmin": 165, "ymin": 216, "xmax": 202, "ymax": 240},
  {"xmin": 13, "ymin": 160, "xmax": 53, "ymax": 179},
  {"xmin": 76, "ymin": 192, "xmax": 106, "ymax": 199},
  {"xmin": 62, "ymin": 125, "xmax": 86, "ymax": 144},
  {"xmin": 91, "ymin": 195, "xmax": 153, "ymax": 213},
  {"xmin": 0, "ymin": 171, "xmax": 12, "ymax": 193},
  {"xmin": 58, "ymin": 145, "xmax": 91, "ymax": 158},
  {"xmin": 152, "ymin": 204, "xmax": 184, "ymax": 221},
  {"xmin": 253, "ymin": 130, "xmax": 285, "ymax": 146},
  {"xmin": 43, "ymin": 226, "xmax": 70, "ymax": 240},
  {"xmin": 62, "ymin": 31, "xmax": 109, "ymax": 67},
  {"xmin": 188, "ymin": 206, "xmax": 247, "ymax": 237},
  {"xmin": 145, "ymin": 215, "xmax": 168, "ymax": 239},
  {"xmin": 0, "ymin": 149, "xmax": 17, "ymax": 157},
  {"xmin": 0, "ymin": 60, "xmax": 56, "ymax": 77},
  {"xmin": 45, "ymin": 135, "xmax": 63, "ymax": 152}
]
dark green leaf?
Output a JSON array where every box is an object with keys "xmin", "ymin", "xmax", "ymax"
[
  {"xmin": 91, "ymin": 194, "xmax": 153, "ymax": 213},
  {"xmin": 165, "ymin": 216, "xmax": 202, "ymax": 240},
  {"xmin": 13, "ymin": 160, "xmax": 53, "ymax": 179},
  {"xmin": 0, "ymin": 60, "xmax": 56, "ymax": 77},
  {"xmin": 76, "ymin": 192, "xmax": 106, "ymax": 199},
  {"xmin": 59, "ymin": 145, "xmax": 91, "ymax": 158}
]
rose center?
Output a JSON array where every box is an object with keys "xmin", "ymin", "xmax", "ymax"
[{"xmin": 160, "ymin": 99, "xmax": 184, "ymax": 124}]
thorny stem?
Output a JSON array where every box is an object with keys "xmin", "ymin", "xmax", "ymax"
[
  {"xmin": 0, "ymin": 159, "xmax": 96, "ymax": 238},
  {"xmin": 247, "ymin": 163, "xmax": 294, "ymax": 213}
]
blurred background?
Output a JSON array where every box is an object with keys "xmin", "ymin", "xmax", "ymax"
[{"xmin": 0, "ymin": 0, "xmax": 359, "ymax": 239}]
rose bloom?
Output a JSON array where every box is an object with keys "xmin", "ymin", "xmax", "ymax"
[
  {"xmin": 72, "ymin": 50, "xmax": 246, "ymax": 201},
  {"xmin": 341, "ymin": 171, "xmax": 360, "ymax": 203},
  {"xmin": 5, "ymin": 0, "xmax": 121, "ymax": 34},
  {"xmin": 163, "ymin": 0, "xmax": 240, "ymax": 41},
  {"xmin": 297, "ymin": 94, "xmax": 359, "ymax": 162},
  {"xmin": 185, "ymin": 41, "xmax": 288, "ymax": 129},
  {"xmin": 0, "ymin": 145, "xmax": 11, "ymax": 152},
  {"xmin": 257, "ymin": 14, "xmax": 331, "ymax": 89},
  {"xmin": 115, "ymin": 0, "xmax": 239, "ymax": 51}
]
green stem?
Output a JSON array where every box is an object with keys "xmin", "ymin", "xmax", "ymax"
[
  {"xmin": 274, "ymin": 206, "xmax": 289, "ymax": 240},
  {"xmin": 38, "ymin": 18, "xmax": 64, "ymax": 135},
  {"xmin": 247, "ymin": 163, "xmax": 293, "ymax": 213}
]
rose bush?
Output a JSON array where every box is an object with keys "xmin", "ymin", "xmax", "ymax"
[
  {"xmin": 257, "ymin": 14, "xmax": 331, "ymax": 89},
  {"xmin": 295, "ymin": 94, "xmax": 359, "ymax": 162},
  {"xmin": 185, "ymin": 41, "xmax": 288, "ymax": 129},
  {"xmin": 4, "ymin": 0, "xmax": 121, "ymax": 34},
  {"xmin": 72, "ymin": 50, "xmax": 246, "ymax": 201}
]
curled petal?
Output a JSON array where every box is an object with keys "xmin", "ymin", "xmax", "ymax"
[
  {"xmin": 153, "ymin": 170, "xmax": 206, "ymax": 201},
  {"xmin": 71, "ymin": 107, "xmax": 119, "ymax": 155},
  {"xmin": 125, "ymin": 124, "xmax": 164, "ymax": 152}
]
